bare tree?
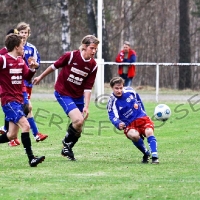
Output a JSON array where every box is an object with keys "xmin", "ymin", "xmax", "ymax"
[
  {"xmin": 178, "ymin": 0, "xmax": 191, "ymax": 89},
  {"xmin": 61, "ymin": 0, "xmax": 71, "ymax": 52}
]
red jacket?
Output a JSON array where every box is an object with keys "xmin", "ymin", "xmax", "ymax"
[{"xmin": 115, "ymin": 49, "xmax": 136, "ymax": 78}]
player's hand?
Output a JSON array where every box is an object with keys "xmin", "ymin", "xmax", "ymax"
[
  {"xmin": 119, "ymin": 122, "xmax": 126, "ymax": 130},
  {"xmin": 83, "ymin": 107, "xmax": 89, "ymax": 120},
  {"xmin": 33, "ymin": 77, "xmax": 41, "ymax": 85},
  {"xmin": 134, "ymin": 103, "xmax": 138, "ymax": 109},
  {"xmin": 28, "ymin": 57, "xmax": 39, "ymax": 69}
]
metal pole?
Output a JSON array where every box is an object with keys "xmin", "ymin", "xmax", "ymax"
[
  {"xmin": 156, "ymin": 64, "xmax": 159, "ymax": 102},
  {"xmin": 95, "ymin": 0, "xmax": 104, "ymax": 98}
]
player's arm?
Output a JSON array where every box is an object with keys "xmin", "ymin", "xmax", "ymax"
[
  {"xmin": 33, "ymin": 64, "xmax": 54, "ymax": 85},
  {"xmin": 83, "ymin": 90, "xmax": 91, "ymax": 120},
  {"xmin": 23, "ymin": 63, "xmax": 36, "ymax": 81},
  {"xmin": 107, "ymin": 97, "xmax": 124, "ymax": 130}
]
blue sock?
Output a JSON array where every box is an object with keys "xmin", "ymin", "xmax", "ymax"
[
  {"xmin": 147, "ymin": 136, "xmax": 158, "ymax": 158},
  {"xmin": 27, "ymin": 117, "xmax": 39, "ymax": 137},
  {"xmin": 132, "ymin": 137, "xmax": 149, "ymax": 155}
]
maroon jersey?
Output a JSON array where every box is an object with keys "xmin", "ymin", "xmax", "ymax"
[
  {"xmin": 53, "ymin": 50, "xmax": 98, "ymax": 98},
  {"xmin": 0, "ymin": 47, "xmax": 8, "ymax": 55},
  {"xmin": 0, "ymin": 53, "xmax": 35, "ymax": 106}
]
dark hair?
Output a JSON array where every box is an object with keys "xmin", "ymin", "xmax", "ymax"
[
  {"xmin": 110, "ymin": 77, "xmax": 124, "ymax": 87},
  {"xmin": 6, "ymin": 29, "xmax": 18, "ymax": 35},
  {"xmin": 5, "ymin": 34, "xmax": 23, "ymax": 52}
]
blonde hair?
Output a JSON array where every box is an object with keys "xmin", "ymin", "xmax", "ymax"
[
  {"xmin": 16, "ymin": 22, "xmax": 31, "ymax": 36},
  {"xmin": 79, "ymin": 35, "xmax": 99, "ymax": 51}
]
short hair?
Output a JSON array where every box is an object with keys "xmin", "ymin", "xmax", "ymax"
[
  {"xmin": 110, "ymin": 77, "xmax": 124, "ymax": 87},
  {"xmin": 5, "ymin": 34, "xmax": 23, "ymax": 52},
  {"xmin": 79, "ymin": 35, "xmax": 99, "ymax": 50},
  {"xmin": 124, "ymin": 41, "xmax": 130, "ymax": 46},
  {"xmin": 16, "ymin": 22, "xmax": 31, "ymax": 36}
]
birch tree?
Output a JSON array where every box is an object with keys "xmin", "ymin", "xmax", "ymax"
[{"xmin": 61, "ymin": 0, "xmax": 71, "ymax": 52}]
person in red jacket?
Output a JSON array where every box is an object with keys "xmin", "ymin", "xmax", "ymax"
[{"xmin": 115, "ymin": 41, "xmax": 137, "ymax": 86}]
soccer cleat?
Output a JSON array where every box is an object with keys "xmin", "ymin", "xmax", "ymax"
[
  {"xmin": 8, "ymin": 140, "xmax": 20, "ymax": 147},
  {"xmin": 0, "ymin": 126, "xmax": 6, "ymax": 134},
  {"xmin": 35, "ymin": 133, "xmax": 48, "ymax": 142},
  {"xmin": 151, "ymin": 157, "xmax": 159, "ymax": 164},
  {"xmin": 142, "ymin": 153, "xmax": 150, "ymax": 163},
  {"xmin": 14, "ymin": 138, "xmax": 20, "ymax": 145},
  {"xmin": 61, "ymin": 140, "xmax": 76, "ymax": 161},
  {"xmin": 29, "ymin": 156, "xmax": 45, "ymax": 167}
]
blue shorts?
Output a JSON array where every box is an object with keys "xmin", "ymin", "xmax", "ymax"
[
  {"xmin": 2, "ymin": 101, "xmax": 25, "ymax": 124},
  {"xmin": 54, "ymin": 91, "xmax": 84, "ymax": 115}
]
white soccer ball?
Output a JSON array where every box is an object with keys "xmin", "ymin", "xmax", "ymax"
[{"xmin": 154, "ymin": 104, "xmax": 171, "ymax": 121}]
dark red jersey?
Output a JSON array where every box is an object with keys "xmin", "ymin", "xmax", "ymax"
[
  {"xmin": 53, "ymin": 50, "xmax": 98, "ymax": 98},
  {"xmin": 0, "ymin": 47, "xmax": 8, "ymax": 55},
  {"xmin": 0, "ymin": 53, "xmax": 35, "ymax": 106}
]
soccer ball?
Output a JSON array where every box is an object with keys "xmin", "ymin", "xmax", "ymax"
[{"xmin": 154, "ymin": 104, "xmax": 171, "ymax": 121}]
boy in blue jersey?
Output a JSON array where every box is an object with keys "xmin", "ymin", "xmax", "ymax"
[
  {"xmin": 107, "ymin": 77, "xmax": 159, "ymax": 164},
  {"xmin": 16, "ymin": 22, "xmax": 48, "ymax": 143}
]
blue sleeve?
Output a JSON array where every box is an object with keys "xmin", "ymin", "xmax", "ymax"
[
  {"xmin": 136, "ymin": 93, "xmax": 145, "ymax": 112},
  {"xmin": 107, "ymin": 98, "xmax": 121, "ymax": 130},
  {"xmin": 23, "ymin": 91, "xmax": 29, "ymax": 104},
  {"xmin": 123, "ymin": 54, "xmax": 136, "ymax": 63}
]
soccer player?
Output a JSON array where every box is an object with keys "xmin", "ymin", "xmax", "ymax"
[
  {"xmin": 16, "ymin": 22, "xmax": 48, "ymax": 143},
  {"xmin": 0, "ymin": 29, "xmax": 21, "ymax": 146},
  {"xmin": 33, "ymin": 35, "xmax": 100, "ymax": 160},
  {"xmin": 107, "ymin": 77, "xmax": 159, "ymax": 164},
  {"xmin": 0, "ymin": 34, "xmax": 45, "ymax": 167}
]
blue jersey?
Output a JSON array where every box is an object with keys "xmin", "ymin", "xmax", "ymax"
[
  {"xmin": 23, "ymin": 42, "xmax": 40, "ymax": 87},
  {"xmin": 107, "ymin": 87, "xmax": 147, "ymax": 129}
]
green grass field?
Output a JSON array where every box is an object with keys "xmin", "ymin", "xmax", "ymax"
[{"xmin": 0, "ymin": 98, "xmax": 200, "ymax": 200}]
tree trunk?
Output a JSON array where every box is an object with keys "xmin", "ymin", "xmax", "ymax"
[
  {"xmin": 61, "ymin": 0, "xmax": 71, "ymax": 52},
  {"xmin": 178, "ymin": 0, "xmax": 191, "ymax": 89}
]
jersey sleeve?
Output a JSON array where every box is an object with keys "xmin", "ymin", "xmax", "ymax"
[
  {"xmin": 53, "ymin": 52, "xmax": 71, "ymax": 69},
  {"xmin": 107, "ymin": 96, "xmax": 122, "ymax": 130},
  {"xmin": 135, "ymin": 93, "xmax": 145, "ymax": 112}
]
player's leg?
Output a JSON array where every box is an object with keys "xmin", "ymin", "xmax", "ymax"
[
  {"xmin": 61, "ymin": 108, "xmax": 83, "ymax": 161},
  {"xmin": 55, "ymin": 91, "xmax": 84, "ymax": 160},
  {"xmin": 127, "ymin": 128, "xmax": 150, "ymax": 163},
  {"xmin": 145, "ymin": 127, "xmax": 159, "ymax": 164},
  {"xmin": 17, "ymin": 116, "xmax": 45, "ymax": 167},
  {"xmin": 27, "ymin": 99, "xmax": 48, "ymax": 142}
]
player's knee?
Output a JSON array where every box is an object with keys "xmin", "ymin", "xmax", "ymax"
[
  {"xmin": 68, "ymin": 123, "xmax": 81, "ymax": 138},
  {"xmin": 22, "ymin": 122, "xmax": 30, "ymax": 132},
  {"xmin": 127, "ymin": 129, "xmax": 140, "ymax": 141},
  {"xmin": 73, "ymin": 118, "xmax": 84, "ymax": 130},
  {"xmin": 145, "ymin": 128, "xmax": 154, "ymax": 137}
]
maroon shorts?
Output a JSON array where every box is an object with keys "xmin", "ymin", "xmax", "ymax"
[{"xmin": 124, "ymin": 116, "xmax": 154, "ymax": 136}]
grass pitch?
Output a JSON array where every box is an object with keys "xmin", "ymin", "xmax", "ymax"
[{"xmin": 0, "ymin": 98, "xmax": 200, "ymax": 200}]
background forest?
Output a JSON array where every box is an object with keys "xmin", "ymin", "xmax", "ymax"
[{"xmin": 0, "ymin": 0, "xmax": 200, "ymax": 89}]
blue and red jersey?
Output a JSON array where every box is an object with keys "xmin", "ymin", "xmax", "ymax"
[{"xmin": 107, "ymin": 87, "xmax": 147, "ymax": 129}]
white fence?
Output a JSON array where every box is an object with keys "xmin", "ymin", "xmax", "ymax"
[{"xmin": 41, "ymin": 61, "xmax": 200, "ymax": 102}]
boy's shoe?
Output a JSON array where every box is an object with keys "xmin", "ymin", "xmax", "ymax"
[
  {"xmin": 8, "ymin": 140, "xmax": 20, "ymax": 147},
  {"xmin": 14, "ymin": 138, "xmax": 20, "ymax": 145},
  {"xmin": 142, "ymin": 152, "xmax": 150, "ymax": 163},
  {"xmin": 151, "ymin": 157, "xmax": 159, "ymax": 164},
  {"xmin": 61, "ymin": 140, "xmax": 76, "ymax": 161},
  {"xmin": 29, "ymin": 156, "xmax": 45, "ymax": 167},
  {"xmin": 0, "ymin": 126, "xmax": 6, "ymax": 134},
  {"xmin": 35, "ymin": 133, "xmax": 48, "ymax": 142}
]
